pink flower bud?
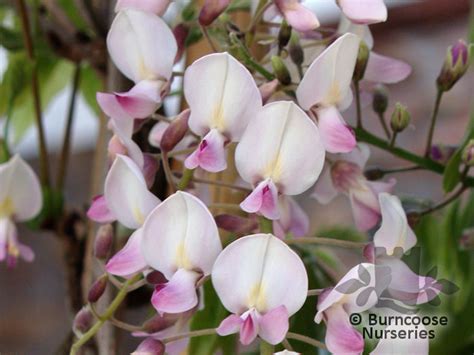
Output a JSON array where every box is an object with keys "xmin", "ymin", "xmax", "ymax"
[
  {"xmin": 142, "ymin": 313, "xmax": 180, "ymax": 333},
  {"xmin": 430, "ymin": 144, "xmax": 457, "ymax": 164},
  {"xmin": 73, "ymin": 307, "xmax": 94, "ymax": 336},
  {"xmin": 214, "ymin": 214, "xmax": 258, "ymax": 234},
  {"xmin": 437, "ymin": 39, "xmax": 470, "ymax": 92},
  {"xmin": 160, "ymin": 109, "xmax": 190, "ymax": 152},
  {"xmin": 143, "ymin": 153, "xmax": 159, "ymax": 188},
  {"xmin": 198, "ymin": 0, "xmax": 231, "ymax": 26},
  {"xmin": 462, "ymin": 139, "xmax": 474, "ymax": 166},
  {"xmin": 94, "ymin": 224, "xmax": 114, "ymax": 259},
  {"xmin": 258, "ymin": 79, "xmax": 279, "ymax": 104},
  {"xmin": 173, "ymin": 24, "xmax": 189, "ymax": 63},
  {"xmin": 132, "ymin": 338, "xmax": 165, "ymax": 355},
  {"xmin": 88, "ymin": 274, "xmax": 108, "ymax": 303}
]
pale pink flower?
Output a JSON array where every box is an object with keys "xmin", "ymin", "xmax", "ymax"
[
  {"xmin": 337, "ymin": 0, "xmax": 387, "ymax": 25},
  {"xmin": 115, "ymin": 0, "xmax": 172, "ymax": 16},
  {"xmin": 273, "ymin": 196, "xmax": 309, "ymax": 239}
]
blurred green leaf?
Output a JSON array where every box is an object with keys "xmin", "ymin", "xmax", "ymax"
[
  {"xmin": 0, "ymin": 25, "xmax": 23, "ymax": 51},
  {"xmin": 79, "ymin": 65, "xmax": 102, "ymax": 116}
]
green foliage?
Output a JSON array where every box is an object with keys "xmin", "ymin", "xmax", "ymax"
[
  {"xmin": 415, "ymin": 192, "xmax": 474, "ymax": 354},
  {"xmin": 79, "ymin": 64, "xmax": 103, "ymax": 116},
  {"xmin": 0, "ymin": 25, "xmax": 23, "ymax": 51}
]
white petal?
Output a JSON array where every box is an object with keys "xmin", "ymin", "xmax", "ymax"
[
  {"xmin": 338, "ymin": 15, "xmax": 374, "ymax": 49},
  {"xmin": 0, "ymin": 155, "xmax": 42, "ymax": 221},
  {"xmin": 141, "ymin": 191, "xmax": 222, "ymax": 279},
  {"xmin": 107, "ymin": 9, "xmax": 177, "ymax": 83},
  {"xmin": 342, "ymin": 143, "xmax": 371, "ymax": 168},
  {"xmin": 212, "ymin": 233, "xmax": 308, "ymax": 316},
  {"xmin": 104, "ymin": 155, "xmax": 160, "ymax": 229},
  {"xmin": 338, "ymin": 0, "xmax": 387, "ymax": 25},
  {"xmin": 311, "ymin": 164, "xmax": 338, "ymax": 204},
  {"xmin": 373, "ymin": 193, "xmax": 416, "ymax": 255},
  {"xmin": 235, "ymin": 101, "xmax": 325, "ymax": 195},
  {"xmin": 296, "ymin": 33, "xmax": 360, "ymax": 110},
  {"xmin": 184, "ymin": 52, "xmax": 262, "ymax": 140}
]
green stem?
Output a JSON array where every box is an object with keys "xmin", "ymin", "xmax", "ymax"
[
  {"xmin": 286, "ymin": 332, "xmax": 327, "ymax": 350},
  {"xmin": 161, "ymin": 152, "xmax": 177, "ymax": 193},
  {"xmin": 70, "ymin": 274, "xmax": 141, "ymax": 355},
  {"xmin": 286, "ymin": 237, "xmax": 366, "ymax": 248},
  {"xmin": 259, "ymin": 216, "xmax": 273, "ymax": 233},
  {"xmin": 177, "ymin": 168, "xmax": 194, "ymax": 190},
  {"xmin": 420, "ymin": 185, "xmax": 467, "ymax": 216},
  {"xmin": 389, "ymin": 132, "xmax": 398, "ymax": 148},
  {"xmin": 16, "ymin": 0, "xmax": 50, "ymax": 186},
  {"xmin": 377, "ymin": 112, "xmax": 391, "ymax": 139},
  {"xmin": 162, "ymin": 328, "xmax": 216, "ymax": 344},
  {"xmin": 424, "ymin": 89, "xmax": 443, "ymax": 157},
  {"xmin": 57, "ymin": 63, "xmax": 81, "ymax": 191},
  {"xmin": 260, "ymin": 340, "xmax": 274, "ymax": 355}
]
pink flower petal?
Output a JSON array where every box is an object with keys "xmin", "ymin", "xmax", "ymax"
[
  {"xmin": 132, "ymin": 337, "xmax": 165, "ymax": 355},
  {"xmin": 151, "ymin": 268, "xmax": 200, "ymax": 314},
  {"xmin": 338, "ymin": 0, "xmax": 387, "ymax": 25},
  {"xmin": 240, "ymin": 311, "xmax": 259, "ymax": 345},
  {"xmin": 273, "ymin": 196, "xmax": 309, "ymax": 238},
  {"xmin": 184, "ymin": 129, "xmax": 227, "ymax": 172},
  {"xmin": 106, "ymin": 229, "xmax": 147, "ymax": 277},
  {"xmin": 350, "ymin": 190, "xmax": 381, "ymax": 231},
  {"xmin": 275, "ymin": 0, "xmax": 319, "ymax": 32},
  {"xmin": 365, "ymin": 52, "xmax": 412, "ymax": 84},
  {"xmin": 317, "ymin": 106, "xmax": 356, "ymax": 153},
  {"xmin": 311, "ymin": 164, "xmax": 339, "ymax": 204},
  {"xmin": 87, "ymin": 195, "xmax": 116, "ymax": 224},
  {"xmin": 216, "ymin": 314, "xmax": 244, "ymax": 336},
  {"xmin": 198, "ymin": 0, "xmax": 231, "ymax": 26},
  {"xmin": 240, "ymin": 179, "xmax": 280, "ymax": 220},
  {"xmin": 19, "ymin": 243, "xmax": 35, "ymax": 262},
  {"xmin": 114, "ymin": 80, "xmax": 163, "ymax": 118},
  {"xmin": 258, "ymin": 305, "xmax": 289, "ymax": 345}
]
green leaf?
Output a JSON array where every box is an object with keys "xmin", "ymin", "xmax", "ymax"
[
  {"xmin": 189, "ymin": 282, "xmax": 237, "ymax": 355},
  {"xmin": 79, "ymin": 65, "xmax": 103, "ymax": 116},
  {"xmin": 0, "ymin": 25, "xmax": 23, "ymax": 51}
]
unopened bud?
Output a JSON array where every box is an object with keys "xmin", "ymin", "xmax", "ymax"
[
  {"xmin": 143, "ymin": 153, "xmax": 159, "ymax": 188},
  {"xmin": 271, "ymin": 56, "xmax": 292, "ymax": 86},
  {"xmin": 73, "ymin": 307, "xmax": 93, "ymax": 336},
  {"xmin": 198, "ymin": 0, "xmax": 231, "ymax": 26},
  {"xmin": 160, "ymin": 109, "xmax": 190, "ymax": 152},
  {"xmin": 173, "ymin": 24, "xmax": 189, "ymax": 63},
  {"xmin": 143, "ymin": 314, "xmax": 179, "ymax": 333},
  {"xmin": 215, "ymin": 214, "xmax": 258, "ymax": 234},
  {"xmin": 289, "ymin": 32, "xmax": 304, "ymax": 67},
  {"xmin": 88, "ymin": 274, "xmax": 108, "ymax": 303},
  {"xmin": 146, "ymin": 270, "xmax": 167, "ymax": 285},
  {"xmin": 390, "ymin": 103, "xmax": 410, "ymax": 133},
  {"xmin": 132, "ymin": 338, "xmax": 165, "ymax": 355},
  {"xmin": 372, "ymin": 85, "xmax": 389, "ymax": 115},
  {"xmin": 353, "ymin": 41, "xmax": 370, "ymax": 82},
  {"xmin": 430, "ymin": 144, "xmax": 457, "ymax": 164},
  {"xmin": 278, "ymin": 20, "xmax": 292, "ymax": 50},
  {"xmin": 462, "ymin": 139, "xmax": 474, "ymax": 166},
  {"xmin": 437, "ymin": 39, "xmax": 470, "ymax": 92},
  {"xmin": 364, "ymin": 167, "xmax": 385, "ymax": 181},
  {"xmin": 460, "ymin": 227, "xmax": 474, "ymax": 250},
  {"xmin": 94, "ymin": 224, "xmax": 113, "ymax": 259}
]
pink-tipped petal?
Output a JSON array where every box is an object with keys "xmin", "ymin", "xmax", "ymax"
[
  {"xmin": 151, "ymin": 268, "xmax": 200, "ymax": 314},
  {"xmin": 296, "ymin": 33, "xmax": 360, "ymax": 110},
  {"xmin": 311, "ymin": 164, "xmax": 339, "ymax": 204},
  {"xmin": 275, "ymin": 0, "xmax": 319, "ymax": 32},
  {"xmin": 106, "ymin": 229, "xmax": 147, "ymax": 277},
  {"xmin": 240, "ymin": 310, "xmax": 259, "ymax": 345},
  {"xmin": 115, "ymin": 0, "xmax": 171, "ymax": 15},
  {"xmin": 235, "ymin": 101, "xmax": 325, "ymax": 195},
  {"xmin": 107, "ymin": 10, "xmax": 177, "ymax": 83},
  {"xmin": 365, "ymin": 52, "xmax": 412, "ymax": 84},
  {"xmin": 374, "ymin": 193, "xmax": 416, "ymax": 255},
  {"xmin": 350, "ymin": 189, "xmax": 380, "ymax": 231},
  {"xmin": 258, "ymin": 305, "xmax": 289, "ymax": 345},
  {"xmin": 114, "ymin": 80, "xmax": 163, "ymax": 118},
  {"xmin": 97, "ymin": 92, "xmax": 131, "ymax": 121},
  {"xmin": 184, "ymin": 129, "xmax": 227, "ymax": 172},
  {"xmin": 184, "ymin": 53, "xmax": 262, "ymax": 140},
  {"xmin": 87, "ymin": 195, "xmax": 116, "ymax": 223},
  {"xmin": 0, "ymin": 155, "xmax": 42, "ymax": 221},
  {"xmin": 132, "ymin": 337, "xmax": 165, "ymax": 355},
  {"xmin": 240, "ymin": 179, "xmax": 280, "ymax": 220},
  {"xmin": 317, "ymin": 106, "xmax": 356, "ymax": 153},
  {"xmin": 324, "ymin": 304, "xmax": 365, "ymax": 355},
  {"xmin": 338, "ymin": 0, "xmax": 388, "ymax": 25},
  {"xmin": 216, "ymin": 314, "xmax": 244, "ymax": 336},
  {"xmin": 104, "ymin": 155, "xmax": 160, "ymax": 229}
]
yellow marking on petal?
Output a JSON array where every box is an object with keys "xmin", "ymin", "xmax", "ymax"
[
  {"xmin": 7, "ymin": 241, "xmax": 19, "ymax": 258},
  {"xmin": 210, "ymin": 105, "xmax": 225, "ymax": 132},
  {"xmin": 0, "ymin": 198, "xmax": 14, "ymax": 218},
  {"xmin": 263, "ymin": 156, "xmax": 282, "ymax": 182},
  {"xmin": 132, "ymin": 205, "xmax": 145, "ymax": 226},
  {"xmin": 175, "ymin": 242, "xmax": 192, "ymax": 270},
  {"xmin": 324, "ymin": 82, "xmax": 342, "ymax": 107},
  {"xmin": 247, "ymin": 282, "xmax": 267, "ymax": 312}
]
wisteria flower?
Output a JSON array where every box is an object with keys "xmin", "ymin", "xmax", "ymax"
[
  {"xmin": 213, "ymin": 234, "xmax": 308, "ymax": 345},
  {"xmin": 337, "ymin": 0, "xmax": 387, "ymax": 25},
  {"xmin": 183, "ymin": 52, "xmax": 262, "ymax": 172},
  {"xmin": 0, "ymin": 155, "xmax": 42, "ymax": 267},
  {"xmin": 235, "ymin": 101, "xmax": 325, "ymax": 220},
  {"xmin": 296, "ymin": 33, "xmax": 360, "ymax": 153},
  {"xmin": 273, "ymin": 196, "xmax": 309, "ymax": 239},
  {"xmin": 97, "ymin": 9, "xmax": 177, "ymax": 123},
  {"xmin": 312, "ymin": 144, "xmax": 396, "ymax": 231},
  {"xmin": 262, "ymin": 0, "xmax": 320, "ymax": 32},
  {"xmin": 100, "ymin": 155, "xmax": 161, "ymax": 277},
  {"xmin": 141, "ymin": 191, "xmax": 222, "ymax": 314},
  {"xmin": 115, "ymin": 0, "xmax": 172, "ymax": 15}
]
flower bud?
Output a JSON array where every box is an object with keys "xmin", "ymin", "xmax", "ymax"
[
  {"xmin": 462, "ymin": 139, "xmax": 474, "ymax": 166},
  {"xmin": 198, "ymin": 0, "xmax": 230, "ymax": 26},
  {"xmin": 173, "ymin": 24, "xmax": 189, "ymax": 63},
  {"xmin": 353, "ymin": 40, "xmax": 370, "ymax": 82},
  {"xmin": 88, "ymin": 274, "xmax": 108, "ymax": 303},
  {"xmin": 142, "ymin": 314, "xmax": 179, "ymax": 333},
  {"xmin": 390, "ymin": 103, "xmax": 410, "ymax": 133},
  {"xmin": 143, "ymin": 153, "xmax": 159, "ymax": 188},
  {"xmin": 437, "ymin": 39, "xmax": 470, "ymax": 92},
  {"xmin": 289, "ymin": 32, "xmax": 304, "ymax": 67},
  {"xmin": 132, "ymin": 338, "xmax": 165, "ymax": 355},
  {"xmin": 94, "ymin": 224, "xmax": 113, "ymax": 260},
  {"xmin": 73, "ymin": 307, "xmax": 93, "ymax": 336},
  {"xmin": 214, "ymin": 214, "xmax": 258, "ymax": 234},
  {"xmin": 372, "ymin": 85, "xmax": 389, "ymax": 115},
  {"xmin": 160, "ymin": 109, "xmax": 190, "ymax": 152},
  {"xmin": 271, "ymin": 55, "xmax": 292, "ymax": 86},
  {"xmin": 278, "ymin": 20, "xmax": 292, "ymax": 50},
  {"xmin": 430, "ymin": 144, "xmax": 457, "ymax": 164}
]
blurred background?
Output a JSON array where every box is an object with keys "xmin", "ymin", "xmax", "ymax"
[{"xmin": 1, "ymin": 0, "xmax": 473, "ymax": 354}]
